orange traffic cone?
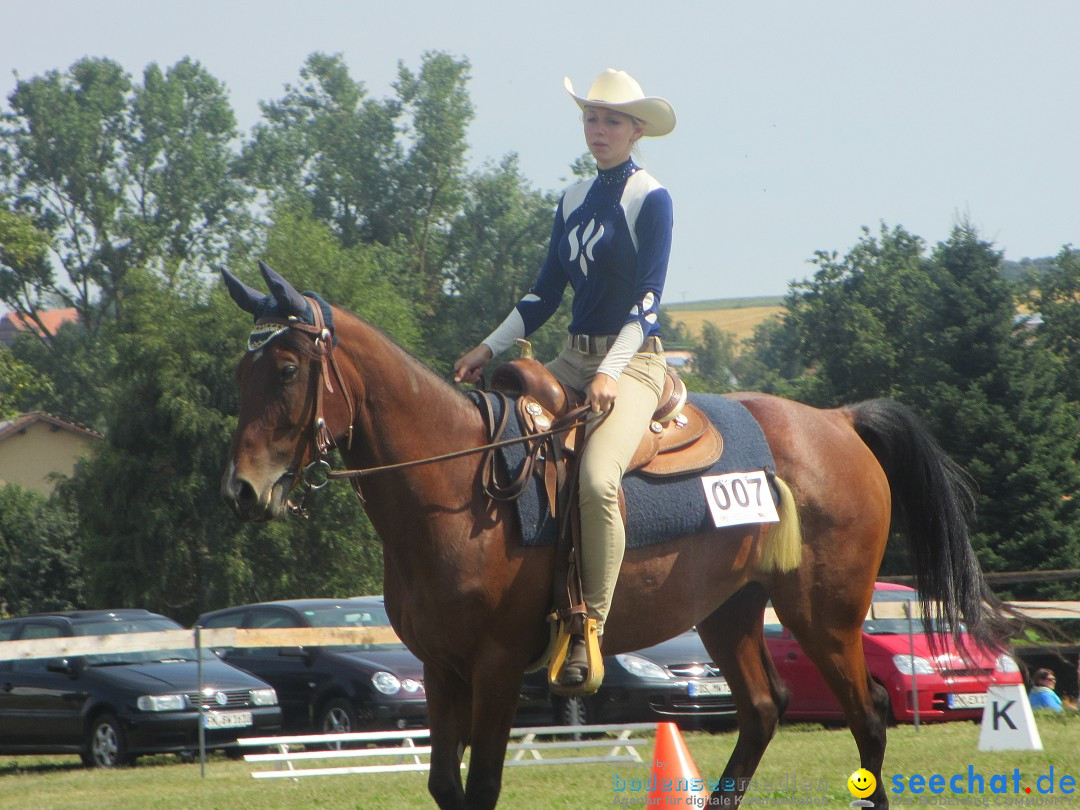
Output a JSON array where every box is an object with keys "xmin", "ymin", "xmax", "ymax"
[{"xmin": 649, "ymin": 722, "xmax": 711, "ymax": 805}]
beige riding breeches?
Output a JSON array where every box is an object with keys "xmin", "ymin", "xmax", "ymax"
[{"xmin": 544, "ymin": 346, "xmax": 667, "ymax": 634}]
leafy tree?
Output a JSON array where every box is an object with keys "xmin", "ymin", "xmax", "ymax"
[
  {"xmin": 0, "ymin": 207, "xmax": 62, "ymax": 342},
  {"xmin": 242, "ymin": 51, "xmax": 473, "ymax": 314},
  {"xmin": 257, "ymin": 200, "xmax": 422, "ymax": 352},
  {"xmin": 0, "ymin": 56, "xmax": 251, "ymax": 340},
  {"xmin": 70, "ymin": 267, "xmax": 245, "ymax": 623},
  {"xmin": 241, "ymin": 52, "xmax": 401, "ymax": 248},
  {"xmin": 742, "ymin": 224, "xmax": 1080, "ymax": 597},
  {"xmin": 0, "ymin": 348, "xmax": 54, "ymax": 419},
  {"xmin": 393, "ymin": 52, "xmax": 473, "ymax": 304},
  {"xmin": 732, "ymin": 314, "xmax": 802, "ymax": 395},
  {"xmin": 431, "ymin": 155, "xmax": 563, "ymax": 369},
  {"xmin": 4, "ymin": 322, "xmax": 115, "ymax": 429},
  {"xmin": 0, "ymin": 484, "xmax": 83, "ymax": 616},
  {"xmin": 1023, "ymin": 246, "xmax": 1080, "ymax": 403},
  {"xmin": 682, "ymin": 321, "xmax": 738, "ymax": 393}
]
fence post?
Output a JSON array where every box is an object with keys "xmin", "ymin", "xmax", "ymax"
[{"xmin": 196, "ymin": 626, "xmax": 206, "ymax": 776}]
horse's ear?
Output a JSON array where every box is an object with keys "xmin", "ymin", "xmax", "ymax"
[
  {"xmin": 259, "ymin": 261, "xmax": 309, "ymax": 319},
  {"xmin": 220, "ymin": 268, "xmax": 267, "ymax": 316}
]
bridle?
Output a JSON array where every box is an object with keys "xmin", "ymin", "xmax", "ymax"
[
  {"xmin": 249, "ymin": 297, "xmax": 355, "ymax": 514},
  {"xmin": 256, "ymin": 301, "xmax": 602, "ymax": 517}
]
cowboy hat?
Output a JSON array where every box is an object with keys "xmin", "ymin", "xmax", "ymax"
[{"xmin": 564, "ymin": 69, "xmax": 676, "ymax": 137}]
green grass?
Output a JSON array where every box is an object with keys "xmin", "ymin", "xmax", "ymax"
[{"xmin": 2, "ymin": 715, "xmax": 1078, "ymax": 809}]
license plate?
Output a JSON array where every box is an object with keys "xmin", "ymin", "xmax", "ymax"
[
  {"xmin": 948, "ymin": 692, "xmax": 986, "ymax": 709},
  {"xmin": 202, "ymin": 710, "xmax": 253, "ymax": 729},
  {"xmin": 688, "ymin": 680, "xmax": 732, "ymax": 697}
]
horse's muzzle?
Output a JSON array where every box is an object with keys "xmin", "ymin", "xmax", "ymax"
[{"xmin": 220, "ymin": 464, "xmax": 290, "ymax": 522}]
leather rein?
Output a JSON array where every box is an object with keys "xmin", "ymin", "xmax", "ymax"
[{"xmin": 277, "ymin": 305, "xmax": 599, "ymax": 515}]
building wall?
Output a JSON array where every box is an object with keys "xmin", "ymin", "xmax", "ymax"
[{"xmin": 0, "ymin": 422, "xmax": 97, "ymax": 495}]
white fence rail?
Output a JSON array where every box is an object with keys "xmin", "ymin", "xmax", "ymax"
[{"xmin": 237, "ymin": 723, "xmax": 655, "ymax": 780}]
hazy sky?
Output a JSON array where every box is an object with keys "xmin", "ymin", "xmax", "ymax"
[{"xmin": 4, "ymin": 0, "xmax": 1078, "ymax": 301}]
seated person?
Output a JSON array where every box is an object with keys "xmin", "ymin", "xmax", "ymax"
[{"xmin": 1028, "ymin": 668, "xmax": 1063, "ymax": 712}]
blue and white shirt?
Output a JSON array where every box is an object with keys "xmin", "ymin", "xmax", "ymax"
[{"xmin": 482, "ymin": 158, "xmax": 672, "ymax": 380}]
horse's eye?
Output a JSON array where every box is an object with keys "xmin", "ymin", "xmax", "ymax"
[{"xmin": 280, "ymin": 364, "xmax": 299, "ymax": 382}]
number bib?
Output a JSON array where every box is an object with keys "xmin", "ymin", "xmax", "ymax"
[{"xmin": 700, "ymin": 470, "xmax": 780, "ymax": 528}]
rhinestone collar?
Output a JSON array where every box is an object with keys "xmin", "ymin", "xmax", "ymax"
[{"xmin": 596, "ymin": 159, "xmax": 638, "ymax": 186}]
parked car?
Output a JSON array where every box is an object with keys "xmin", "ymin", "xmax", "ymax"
[
  {"xmin": 0, "ymin": 609, "xmax": 281, "ymax": 767},
  {"xmin": 764, "ymin": 583, "xmax": 1024, "ymax": 723},
  {"xmin": 196, "ymin": 598, "xmax": 427, "ymax": 735},
  {"xmin": 518, "ymin": 628, "xmax": 736, "ymax": 728}
]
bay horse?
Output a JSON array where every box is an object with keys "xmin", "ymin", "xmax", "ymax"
[{"xmin": 220, "ymin": 263, "xmax": 1008, "ymax": 810}]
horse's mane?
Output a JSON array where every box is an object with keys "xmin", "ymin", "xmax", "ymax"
[{"xmin": 327, "ymin": 304, "xmax": 480, "ymax": 424}]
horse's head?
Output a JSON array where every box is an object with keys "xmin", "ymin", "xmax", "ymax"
[{"xmin": 220, "ymin": 262, "xmax": 353, "ymax": 521}]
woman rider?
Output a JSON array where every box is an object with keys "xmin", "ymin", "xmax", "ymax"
[{"xmin": 454, "ymin": 68, "xmax": 675, "ymax": 688}]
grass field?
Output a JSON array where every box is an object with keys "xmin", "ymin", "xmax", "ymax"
[{"xmin": 2, "ymin": 714, "xmax": 1077, "ymax": 809}]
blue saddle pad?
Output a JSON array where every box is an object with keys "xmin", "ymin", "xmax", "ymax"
[{"xmin": 472, "ymin": 392, "xmax": 776, "ymax": 549}]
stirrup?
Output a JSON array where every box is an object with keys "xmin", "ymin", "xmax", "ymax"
[{"xmin": 547, "ymin": 616, "xmax": 604, "ymax": 697}]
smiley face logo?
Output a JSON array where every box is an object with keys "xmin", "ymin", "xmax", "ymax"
[{"xmin": 848, "ymin": 769, "xmax": 877, "ymax": 799}]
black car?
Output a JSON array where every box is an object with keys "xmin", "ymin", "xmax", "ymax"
[
  {"xmin": 0, "ymin": 609, "xmax": 281, "ymax": 767},
  {"xmin": 518, "ymin": 628, "xmax": 736, "ymax": 728},
  {"xmin": 196, "ymin": 598, "xmax": 427, "ymax": 734}
]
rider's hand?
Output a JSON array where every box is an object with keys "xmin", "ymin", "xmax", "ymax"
[
  {"xmin": 453, "ymin": 344, "xmax": 493, "ymax": 384},
  {"xmin": 586, "ymin": 373, "xmax": 618, "ymax": 413}
]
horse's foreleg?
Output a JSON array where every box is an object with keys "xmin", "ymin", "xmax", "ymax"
[
  {"xmin": 424, "ymin": 663, "xmax": 471, "ymax": 810},
  {"xmin": 697, "ymin": 583, "xmax": 788, "ymax": 807},
  {"xmin": 462, "ymin": 652, "xmax": 527, "ymax": 810}
]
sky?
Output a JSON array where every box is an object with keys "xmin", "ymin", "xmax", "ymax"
[{"xmin": 3, "ymin": 0, "xmax": 1078, "ymax": 302}]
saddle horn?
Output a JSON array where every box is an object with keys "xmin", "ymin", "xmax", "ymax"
[{"xmin": 259, "ymin": 261, "xmax": 309, "ymax": 319}]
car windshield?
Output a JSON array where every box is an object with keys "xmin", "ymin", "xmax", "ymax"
[
  {"xmin": 301, "ymin": 604, "xmax": 406, "ymax": 652},
  {"xmin": 74, "ymin": 617, "xmax": 215, "ymax": 665},
  {"xmin": 862, "ymin": 591, "xmax": 961, "ymax": 635}
]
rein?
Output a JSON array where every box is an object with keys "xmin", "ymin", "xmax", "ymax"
[
  {"xmin": 273, "ymin": 310, "xmax": 604, "ymax": 514},
  {"xmin": 315, "ymin": 398, "xmax": 598, "ymax": 487}
]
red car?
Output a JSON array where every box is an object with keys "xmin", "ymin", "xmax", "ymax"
[{"xmin": 764, "ymin": 583, "xmax": 1023, "ymax": 723}]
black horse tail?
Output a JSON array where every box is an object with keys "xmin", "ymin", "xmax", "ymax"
[{"xmin": 847, "ymin": 399, "xmax": 1012, "ymax": 654}]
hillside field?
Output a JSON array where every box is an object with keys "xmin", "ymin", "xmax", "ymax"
[{"xmin": 666, "ymin": 297, "xmax": 785, "ymax": 343}]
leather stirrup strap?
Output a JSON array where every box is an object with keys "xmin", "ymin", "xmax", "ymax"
[{"xmin": 553, "ymin": 412, "xmax": 591, "ymax": 630}]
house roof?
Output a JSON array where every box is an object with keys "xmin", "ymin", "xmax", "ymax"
[
  {"xmin": 0, "ymin": 412, "xmax": 102, "ymax": 443},
  {"xmin": 0, "ymin": 308, "xmax": 79, "ymax": 345}
]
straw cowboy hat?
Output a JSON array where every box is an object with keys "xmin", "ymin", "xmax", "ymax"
[{"xmin": 564, "ymin": 69, "xmax": 676, "ymax": 137}]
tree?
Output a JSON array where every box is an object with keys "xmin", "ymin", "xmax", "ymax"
[
  {"xmin": 242, "ymin": 51, "xmax": 474, "ymax": 314},
  {"xmin": 682, "ymin": 321, "xmax": 738, "ymax": 393},
  {"xmin": 392, "ymin": 52, "xmax": 473, "ymax": 305},
  {"xmin": 431, "ymin": 155, "xmax": 562, "ymax": 369},
  {"xmin": 742, "ymin": 224, "xmax": 1080, "ymax": 597},
  {"xmin": 0, "ymin": 484, "xmax": 83, "ymax": 616},
  {"xmin": 1023, "ymin": 246, "xmax": 1080, "ymax": 403},
  {"xmin": 240, "ymin": 52, "xmax": 401, "ymax": 248},
  {"xmin": 0, "ymin": 207, "xmax": 61, "ymax": 343},
  {"xmin": 1, "ymin": 56, "xmax": 251, "ymax": 340},
  {"xmin": 0, "ymin": 347, "xmax": 54, "ymax": 420},
  {"xmin": 70, "ymin": 268, "xmax": 243, "ymax": 623}
]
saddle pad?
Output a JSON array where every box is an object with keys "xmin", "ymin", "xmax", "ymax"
[{"xmin": 472, "ymin": 392, "xmax": 776, "ymax": 549}]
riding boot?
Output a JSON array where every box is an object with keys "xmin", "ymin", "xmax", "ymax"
[{"xmin": 557, "ymin": 634, "xmax": 589, "ymax": 687}]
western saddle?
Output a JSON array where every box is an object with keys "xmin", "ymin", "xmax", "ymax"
[
  {"xmin": 489, "ymin": 346, "xmax": 723, "ymax": 487},
  {"xmin": 485, "ymin": 340, "xmax": 725, "ymax": 696}
]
